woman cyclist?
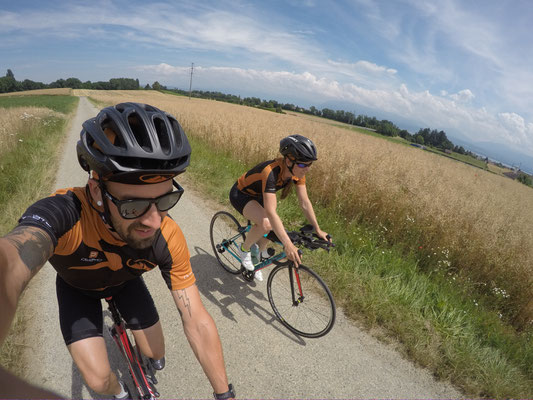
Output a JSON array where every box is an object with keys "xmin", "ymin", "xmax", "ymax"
[{"xmin": 229, "ymin": 134, "xmax": 329, "ymax": 281}]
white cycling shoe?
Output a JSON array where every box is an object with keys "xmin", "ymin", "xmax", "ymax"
[
  {"xmin": 239, "ymin": 246, "xmax": 255, "ymax": 271},
  {"xmin": 254, "ymin": 270, "xmax": 263, "ymax": 282}
]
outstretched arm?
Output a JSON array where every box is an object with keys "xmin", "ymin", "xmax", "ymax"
[
  {"xmin": 0, "ymin": 225, "xmax": 53, "ymax": 344},
  {"xmin": 171, "ymin": 284, "xmax": 231, "ymax": 395},
  {"xmin": 263, "ymin": 192, "xmax": 302, "ymax": 265},
  {"xmin": 295, "ymin": 185, "xmax": 329, "ymax": 240},
  {"xmin": 0, "ymin": 226, "xmax": 56, "ymax": 398}
]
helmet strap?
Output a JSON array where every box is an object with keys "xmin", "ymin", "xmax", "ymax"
[
  {"xmin": 285, "ymin": 156, "xmax": 295, "ymax": 175},
  {"xmin": 86, "ymin": 181, "xmax": 117, "ymax": 233}
]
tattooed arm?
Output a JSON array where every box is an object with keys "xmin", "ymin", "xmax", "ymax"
[
  {"xmin": 171, "ymin": 284, "xmax": 230, "ymax": 395},
  {"xmin": 0, "ymin": 225, "xmax": 53, "ymax": 344}
]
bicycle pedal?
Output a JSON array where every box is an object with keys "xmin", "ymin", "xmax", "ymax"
[
  {"xmin": 148, "ymin": 375, "xmax": 158, "ymax": 385},
  {"xmin": 242, "ymin": 269, "xmax": 255, "ymax": 282}
]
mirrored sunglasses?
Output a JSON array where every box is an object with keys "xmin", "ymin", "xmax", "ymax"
[
  {"xmin": 103, "ymin": 180, "xmax": 184, "ymax": 219},
  {"xmin": 295, "ymin": 161, "xmax": 313, "ymax": 168}
]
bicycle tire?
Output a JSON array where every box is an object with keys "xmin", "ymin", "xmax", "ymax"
[
  {"xmin": 267, "ymin": 264, "xmax": 336, "ymax": 338},
  {"xmin": 209, "ymin": 211, "xmax": 245, "ymax": 274}
]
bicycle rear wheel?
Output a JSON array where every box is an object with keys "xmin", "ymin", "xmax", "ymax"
[
  {"xmin": 267, "ymin": 264, "xmax": 336, "ymax": 338},
  {"xmin": 209, "ymin": 211, "xmax": 245, "ymax": 274}
]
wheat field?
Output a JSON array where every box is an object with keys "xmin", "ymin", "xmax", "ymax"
[
  {"xmin": 0, "ymin": 107, "xmax": 62, "ymax": 156},
  {"xmin": 73, "ymin": 90, "xmax": 533, "ymax": 327}
]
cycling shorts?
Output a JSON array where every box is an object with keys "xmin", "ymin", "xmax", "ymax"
[
  {"xmin": 229, "ymin": 182, "xmax": 263, "ymax": 215},
  {"xmin": 56, "ymin": 275, "xmax": 160, "ymax": 345}
]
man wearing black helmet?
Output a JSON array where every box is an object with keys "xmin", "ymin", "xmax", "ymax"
[
  {"xmin": 229, "ymin": 134, "xmax": 329, "ymax": 281},
  {"xmin": 0, "ymin": 103, "xmax": 234, "ymax": 399}
]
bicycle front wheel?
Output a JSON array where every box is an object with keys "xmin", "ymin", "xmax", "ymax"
[
  {"xmin": 209, "ymin": 211, "xmax": 245, "ymax": 274},
  {"xmin": 267, "ymin": 264, "xmax": 336, "ymax": 338}
]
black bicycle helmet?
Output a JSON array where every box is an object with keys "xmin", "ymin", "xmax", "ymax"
[
  {"xmin": 77, "ymin": 102, "xmax": 191, "ymax": 184},
  {"xmin": 279, "ymin": 134, "xmax": 318, "ymax": 162}
]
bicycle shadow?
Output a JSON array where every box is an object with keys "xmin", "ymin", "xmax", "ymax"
[
  {"xmin": 69, "ymin": 310, "xmax": 138, "ymax": 399},
  {"xmin": 190, "ymin": 246, "xmax": 305, "ymax": 345}
]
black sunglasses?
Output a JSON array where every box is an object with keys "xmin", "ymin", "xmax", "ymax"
[
  {"xmin": 103, "ymin": 180, "xmax": 184, "ymax": 219},
  {"xmin": 295, "ymin": 161, "xmax": 313, "ymax": 168}
]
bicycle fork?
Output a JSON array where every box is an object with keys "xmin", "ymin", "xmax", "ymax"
[{"xmin": 289, "ymin": 266, "xmax": 305, "ymax": 305}]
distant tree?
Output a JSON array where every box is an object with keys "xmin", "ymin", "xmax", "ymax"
[
  {"xmin": 65, "ymin": 77, "xmax": 83, "ymax": 89},
  {"xmin": 376, "ymin": 120, "xmax": 399, "ymax": 136},
  {"xmin": 0, "ymin": 69, "xmax": 19, "ymax": 93},
  {"xmin": 49, "ymin": 78, "xmax": 66, "ymax": 88},
  {"xmin": 321, "ymin": 108, "xmax": 335, "ymax": 119},
  {"xmin": 398, "ymin": 130, "xmax": 412, "ymax": 140},
  {"xmin": 282, "ymin": 103, "xmax": 296, "ymax": 111},
  {"xmin": 517, "ymin": 173, "xmax": 533, "ymax": 187},
  {"xmin": 21, "ymin": 79, "xmax": 46, "ymax": 91},
  {"xmin": 152, "ymin": 81, "xmax": 163, "ymax": 90},
  {"xmin": 144, "ymin": 84, "xmax": 151, "ymax": 90}
]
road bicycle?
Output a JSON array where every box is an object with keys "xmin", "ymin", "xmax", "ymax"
[
  {"xmin": 105, "ymin": 297, "xmax": 160, "ymax": 399},
  {"xmin": 209, "ymin": 211, "xmax": 336, "ymax": 338}
]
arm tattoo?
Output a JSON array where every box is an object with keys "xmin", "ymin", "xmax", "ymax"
[
  {"xmin": 5, "ymin": 226, "xmax": 53, "ymax": 273},
  {"xmin": 176, "ymin": 288, "xmax": 192, "ymax": 318}
]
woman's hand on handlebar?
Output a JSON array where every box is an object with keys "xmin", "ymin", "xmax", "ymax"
[
  {"xmin": 316, "ymin": 228, "xmax": 330, "ymax": 242},
  {"xmin": 284, "ymin": 242, "xmax": 301, "ymax": 267}
]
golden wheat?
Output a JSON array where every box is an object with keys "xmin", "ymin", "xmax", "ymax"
[
  {"xmin": 0, "ymin": 88, "xmax": 72, "ymax": 97},
  {"xmin": 74, "ymin": 90, "xmax": 533, "ymax": 326},
  {"xmin": 0, "ymin": 107, "xmax": 60, "ymax": 156}
]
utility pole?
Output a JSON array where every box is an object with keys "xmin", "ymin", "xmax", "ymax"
[{"xmin": 188, "ymin": 63, "xmax": 194, "ymax": 100}]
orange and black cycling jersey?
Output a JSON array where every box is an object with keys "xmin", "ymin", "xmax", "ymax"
[
  {"xmin": 236, "ymin": 158, "xmax": 305, "ymax": 198},
  {"xmin": 17, "ymin": 186, "xmax": 195, "ymax": 293}
]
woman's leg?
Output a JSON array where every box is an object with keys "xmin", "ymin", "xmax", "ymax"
[{"xmin": 242, "ymin": 200, "xmax": 271, "ymax": 250}]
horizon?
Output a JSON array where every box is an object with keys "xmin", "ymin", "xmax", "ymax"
[{"xmin": 2, "ymin": 0, "xmax": 532, "ymax": 171}]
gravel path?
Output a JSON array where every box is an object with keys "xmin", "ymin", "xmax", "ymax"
[{"xmin": 18, "ymin": 97, "xmax": 462, "ymax": 399}]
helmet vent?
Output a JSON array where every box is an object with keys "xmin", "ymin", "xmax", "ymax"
[
  {"xmin": 128, "ymin": 113, "xmax": 152, "ymax": 152},
  {"xmin": 169, "ymin": 118, "xmax": 182, "ymax": 148},
  {"xmin": 154, "ymin": 117, "xmax": 171, "ymax": 155}
]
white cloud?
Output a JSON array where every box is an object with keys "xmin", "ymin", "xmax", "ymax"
[
  {"xmin": 137, "ymin": 63, "xmax": 533, "ymax": 153},
  {"xmin": 328, "ymin": 60, "xmax": 397, "ymax": 76},
  {"xmin": 449, "ymin": 89, "xmax": 475, "ymax": 103}
]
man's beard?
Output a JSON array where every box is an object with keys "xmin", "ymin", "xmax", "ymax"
[{"xmin": 111, "ymin": 215, "xmax": 158, "ymax": 249}]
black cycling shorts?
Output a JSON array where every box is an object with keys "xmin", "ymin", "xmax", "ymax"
[
  {"xmin": 56, "ymin": 275, "xmax": 160, "ymax": 345},
  {"xmin": 229, "ymin": 182, "xmax": 263, "ymax": 215}
]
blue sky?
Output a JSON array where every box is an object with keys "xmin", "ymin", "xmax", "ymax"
[{"xmin": 2, "ymin": 0, "xmax": 533, "ymax": 169}]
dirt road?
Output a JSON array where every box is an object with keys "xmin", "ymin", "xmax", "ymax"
[{"xmin": 18, "ymin": 97, "xmax": 462, "ymax": 398}]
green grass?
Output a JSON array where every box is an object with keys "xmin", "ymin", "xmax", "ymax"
[
  {"xmin": 424, "ymin": 146, "xmax": 488, "ymax": 170},
  {"xmin": 0, "ymin": 95, "xmax": 78, "ymax": 373},
  {"xmin": 185, "ymin": 133, "xmax": 533, "ymax": 398},
  {"xmin": 0, "ymin": 95, "xmax": 78, "ymax": 114}
]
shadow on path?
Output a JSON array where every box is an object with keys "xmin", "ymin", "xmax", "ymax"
[{"xmin": 190, "ymin": 246, "xmax": 305, "ymax": 345}]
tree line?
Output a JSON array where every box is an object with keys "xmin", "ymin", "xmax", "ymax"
[
  {"xmin": 0, "ymin": 68, "xmax": 473, "ymax": 155},
  {"xmin": 0, "ymin": 69, "xmax": 142, "ymax": 92}
]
